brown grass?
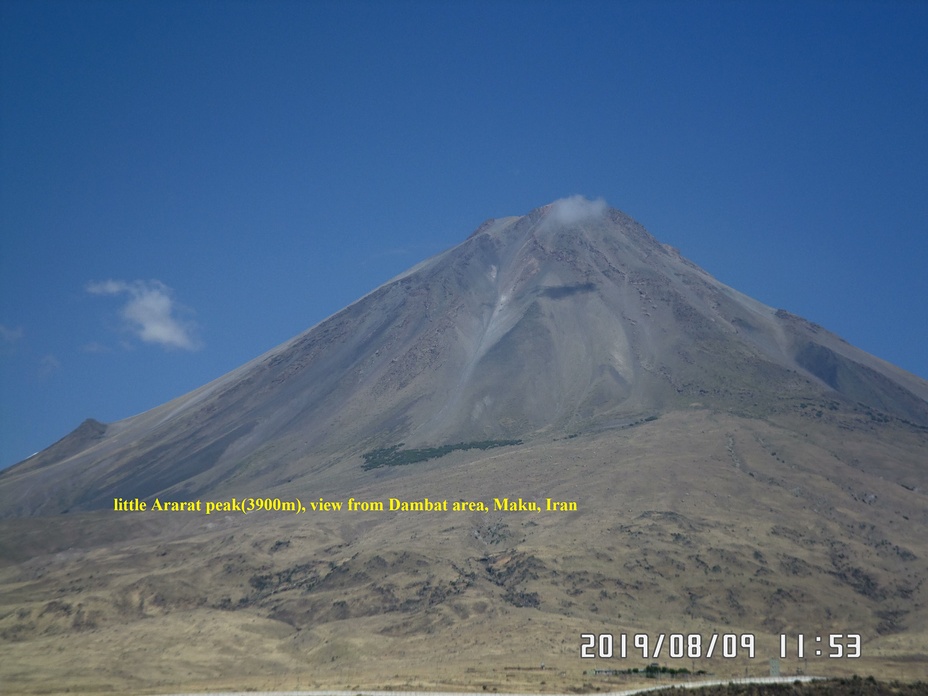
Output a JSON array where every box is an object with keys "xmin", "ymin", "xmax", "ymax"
[{"xmin": 1, "ymin": 410, "xmax": 926, "ymax": 694}]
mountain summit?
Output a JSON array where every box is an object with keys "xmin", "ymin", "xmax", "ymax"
[{"xmin": 2, "ymin": 198, "xmax": 927, "ymax": 516}]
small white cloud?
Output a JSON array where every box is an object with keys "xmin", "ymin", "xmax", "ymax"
[
  {"xmin": 547, "ymin": 195, "xmax": 608, "ymax": 226},
  {"xmin": 87, "ymin": 279, "xmax": 200, "ymax": 351},
  {"xmin": 85, "ymin": 279, "xmax": 126, "ymax": 295}
]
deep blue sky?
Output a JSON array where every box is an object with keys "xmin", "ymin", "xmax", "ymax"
[{"xmin": 2, "ymin": 0, "xmax": 927, "ymax": 469}]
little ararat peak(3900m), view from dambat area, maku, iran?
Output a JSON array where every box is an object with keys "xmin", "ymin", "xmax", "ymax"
[
  {"xmin": 4, "ymin": 197, "xmax": 926, "ymax": 516},
  {"xmin": 1, "ymin": 197, "xmax": 927, "ymax": 693}
]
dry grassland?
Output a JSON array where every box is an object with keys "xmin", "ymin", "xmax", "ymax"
[{"xmin": 1, "ymin": 411, "xmax": 926, "ymax": 694}]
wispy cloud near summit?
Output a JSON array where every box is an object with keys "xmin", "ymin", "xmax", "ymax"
[
  {"xmin": 547, "ymin": 195, "xmax": 608, "ymax": 226},
  {"xmin": 86, "ymin": 280, "xmax": 200, "ymax": 351}
]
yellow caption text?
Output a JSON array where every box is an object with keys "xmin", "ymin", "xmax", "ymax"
[{"xmin": 113, "ymin": 496, "xmax": 578, "ymax": 515}]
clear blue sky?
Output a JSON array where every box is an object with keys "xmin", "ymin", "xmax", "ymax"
[{"xmin": 2, "ymin": 0, "xmax": 926, "ymax": 469}]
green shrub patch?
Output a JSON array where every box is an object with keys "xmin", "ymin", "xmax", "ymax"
[{"xmin": 362, "ymin": 439, "xmax": 523, "ymax": 470}]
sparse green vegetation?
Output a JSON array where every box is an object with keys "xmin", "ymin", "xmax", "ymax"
[
  {"xmin": 361, "ymin": 439, "xmax": 523, "ymax": 469},
  {"xmin": 645, "ymin": 676, "xmax": 926, "ymax": 695},
  {"xmin": 590, "ymin": 665, "xmax": 704, "ymax": 677},
  {"xmin": 643, "ymin": 665, "xmax": 695, "ymax": 677}
]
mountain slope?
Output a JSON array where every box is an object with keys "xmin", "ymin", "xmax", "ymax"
[{"xmin": 2, "ymin": 198, "xmax": 926, "ymax": 517}]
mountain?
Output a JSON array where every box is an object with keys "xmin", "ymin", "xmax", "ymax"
[
  {"xmin": 2, "ymin": 198, "xmax": 926, "ymax": 517},
  {"xmin": 1, "ymin": 198, "xmax": 927, "ymax": 694}
]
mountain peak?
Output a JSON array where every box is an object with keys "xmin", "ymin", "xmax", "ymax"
[
  {"xmin": 468, "ymin": 196, "xmax": 609, "ymax": 242},
  {"xmin": 539, "ymin": 194, "xmax": 609, "ymax": 226}
]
